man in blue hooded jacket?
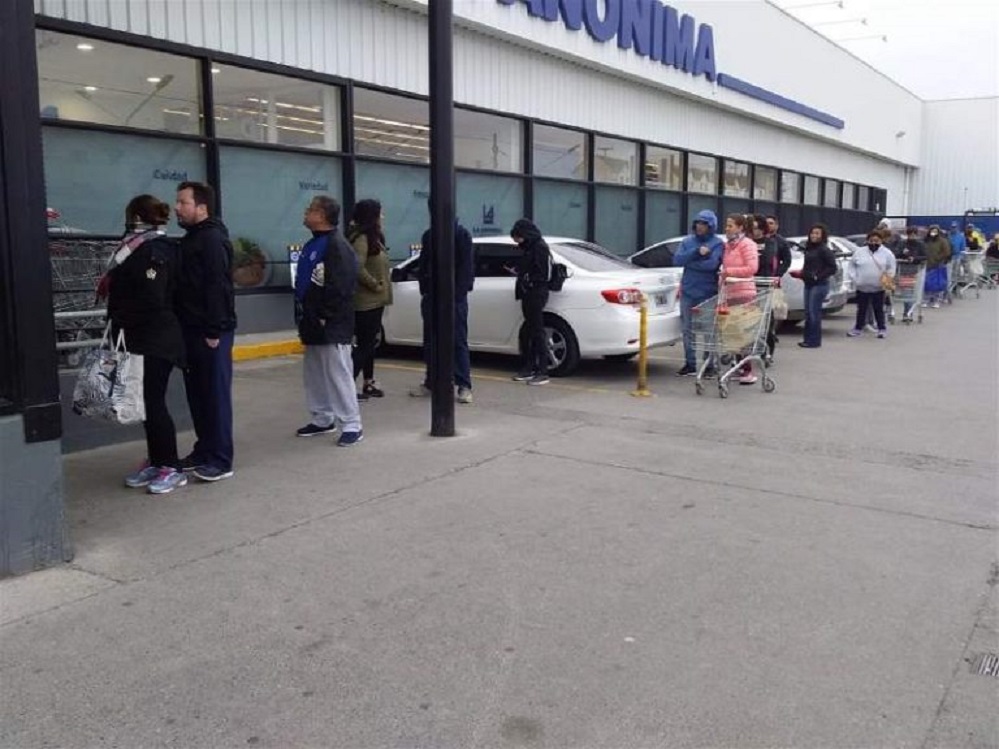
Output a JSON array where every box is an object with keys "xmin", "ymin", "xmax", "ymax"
[
  {"xmin": 673, "ymin": 210, "xmax": 724, "ymax": 376},
  {"xmin": 946, "ymin": 222, "xmax": 968, "ymax": 301}
]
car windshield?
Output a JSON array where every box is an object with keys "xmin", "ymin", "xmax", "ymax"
[{"xmin": 552, "ymin": 241, "xmax": 633, "ymax": 272}]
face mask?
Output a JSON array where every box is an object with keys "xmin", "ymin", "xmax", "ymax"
[
  {"xmin": 929, "ymin": 232, "xmax": 938, "ymax": 238},
  {"xmin": 867, "ymin": 243, "xmax": 880, "ymax": 251}
]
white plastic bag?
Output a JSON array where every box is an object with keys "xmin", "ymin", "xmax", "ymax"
[
  {"xmin": 72, "ymin": 326, "xmax": 146, "ymax": 425},
  {"xmin": 771, "ymin": 287, "xmax": 789, "ymax": 321}
]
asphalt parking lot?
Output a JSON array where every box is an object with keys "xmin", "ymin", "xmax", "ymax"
[{"xmin": 2, "ymin": 297, "xmax": 997, "ymax": 748}]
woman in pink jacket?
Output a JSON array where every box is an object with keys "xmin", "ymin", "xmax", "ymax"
[{"xmin": 721, "ymin": 214, "xmax": 760, "ymax": 384}]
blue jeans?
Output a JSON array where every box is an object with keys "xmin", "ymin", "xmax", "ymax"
[
  {"xmin": 421, "ymin": 295, "xmax": 472, "ymax": 390},
  {"xmin": 803, "ymin": 283, "xmax": 828, "ymax": 347},
  {"xmin": 681, "ymin": 294, "xmax": 704, "ymax": 368}
]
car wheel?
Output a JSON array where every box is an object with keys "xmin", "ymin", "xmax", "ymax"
[{"xmin": 518, "ymin": 315, "xmax": 580, "ymax": 378}]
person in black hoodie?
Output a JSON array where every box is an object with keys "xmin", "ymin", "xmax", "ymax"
[
  {"xmin": 174, "ymin": 181, "xmax": 237, "ymax": 482},
  {"xmin": 755, "ymin": 214, "xmax": 792, "ymax": 360},
  {"xmin": 510, "ymin": 219, "xmax": 552, "ymax": 385},
  {"xmin": 892, "ymin": 227, "xmax": 927, "ymax": 322},
  {"xmin": 105, "ymin": 195, "xmax": 187, "ymax": 495},
  {"xmin": 789, "ymin": 223, "xmax": 838, "ymax": 348}
]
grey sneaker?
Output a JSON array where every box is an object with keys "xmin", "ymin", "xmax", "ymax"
[
  {"xmin": 148, "ymin": 468, "xmax": 188, "ymax": 495},
  {"xmin": 527, "ymin": 373, "xmax": 550, "ymax": 386},
  {"xmin": 124, "ymin": 464, "xmax": 159, "ymax": 488},
  {"xmin": 409, "ymin": 383, "xmax": 431, "ymax": 397},
  {"xmin": 456, "ymin": 387, "xmax": 473, "ymax": 404}
]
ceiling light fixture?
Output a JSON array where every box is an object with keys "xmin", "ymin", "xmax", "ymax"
[
  {"xmin": 147, "ymin": 76, "xmax": 162, "ymax": 84},
  {"xmin": 76, "ymin": 43, "xmax": 94, "ymax": 51},
  {"xmin": 84, "ymin": 85, "xmax": 98, "ymax": 92},
  {"xmin": 211, "ymin": 68, "xmax": 221, "ymax": 74}
]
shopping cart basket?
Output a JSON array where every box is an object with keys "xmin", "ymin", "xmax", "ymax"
[{"xmin": 889, "ymin": 261, "xmax": 925, "ymax": 324}]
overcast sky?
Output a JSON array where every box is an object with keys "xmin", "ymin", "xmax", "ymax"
[{"xmin": 769, "ymin": 0, "xmax": 999, "ymax": 100}]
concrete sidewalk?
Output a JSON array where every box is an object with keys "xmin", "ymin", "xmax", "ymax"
[{"xmin": 2, "ymin": 296, "xmax": 997, "ymax": 748}]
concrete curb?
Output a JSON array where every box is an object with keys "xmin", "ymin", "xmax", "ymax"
[{"xmin": 232, "ymin": 339, "xmax": 303, "ymax": 362}]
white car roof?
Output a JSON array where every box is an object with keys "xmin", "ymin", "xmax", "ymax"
[{"xmin": 470, "ymin": 235, "xmax": 583, "ymax": 245}]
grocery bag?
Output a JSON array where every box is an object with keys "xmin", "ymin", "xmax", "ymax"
[
  {"xmin": 771, "ymin": 287, "xmax": 789, "ymax": 321},
  {"xmin": 72, "ymin": 326, "xmax": 145, "ymax": 425}
]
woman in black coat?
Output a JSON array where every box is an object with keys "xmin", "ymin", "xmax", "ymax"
[
  {"xmin": 789, "ymin": 223, "xmax": 838, "ymax": 349},
  {"xmin": 510, "ymin": 218, "xmax": 552, "ymax": 385},
  {"xmin": 105, "ymin": 195, "xmax": 187, "ymax": 495}
]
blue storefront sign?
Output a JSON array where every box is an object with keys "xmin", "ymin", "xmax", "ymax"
[{"xmin": 497, "ymin": 0, "xmax": 845, "ymax": 129}]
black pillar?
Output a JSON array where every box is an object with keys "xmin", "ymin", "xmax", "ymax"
[
  {"xmin": 0, "ymin": 0, "xmax": 70, "ymax": 575},
  {"xmin": 428, "ymin": 0, "xmax": 456, "ymax": 437}
]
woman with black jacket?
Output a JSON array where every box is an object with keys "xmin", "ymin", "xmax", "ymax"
[
  {"xmin": 789, "ymin": 223, "xmax": 838, "ymax": 349},
  {"xmin": 105, "ymin": 195, "xmax": 187, "ymax": 494},
  {"xmin": 510, "ymin": 218, "xmax": 552, "ymax": 385}
]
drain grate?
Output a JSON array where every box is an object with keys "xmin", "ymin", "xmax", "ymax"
[{"xmin": 971, "ymin": 653, "xmax": 999, "ymax": 677}]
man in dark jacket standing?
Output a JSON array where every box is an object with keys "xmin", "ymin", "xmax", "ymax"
[
  {"xmin": 673, "ymin": 210, "xmax": 724, "ymax": 376},
  {"xmin": 510, "ymin": 218, "xmax": 552, "ymax": 386},
  {"xmin": 410, "ymin": 204, "xmax": 475, "ymax": 403},
  {"xmin": 893, "ymin": 226, "xmax": 927, "ymax": 322},
  {"xmin": 174, "ymin": 181, "xmax": 237, "ymax": 482},
  {"xmin": 295, "ymin": 196, "xmax": 362, "ymax": 446}
]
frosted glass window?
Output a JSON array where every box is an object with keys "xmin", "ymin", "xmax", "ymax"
[
  {"xmin": 356, "ymin": 161, "xmax": 429, "ymax": 260},
  {"xmin": 533, "ymin": 125, "xmax": 588, "ymax": 180},
  {"xmin": 842, "ymin": 183, "xmax": 856, "ymax": 210},
  {"xmin": 823, "ymin": 179, "xmax": 840, "ymax": 208},
  {"xmin": 594, "ymin": 136, "xmax": 638, "ymax": 185},
  {"xmin": 594, "ymin": 187, "xmax": 638, "ymax": 255},
  {"xmin": 455, "ymin": 110, "xmax": 522, "ymax": 172},
  {"xmin": 220, "ymin": 147, "xmax": 342, "ymax": 288},
  {"xmin": 754, "ymin": 167, "xmax": 778, "ymax": 201},
  {"xmin": 213, "ymin": 65, "xmax": 340, "ymax": 151},
  {"xmin": 803, "ymin": 176, "xmax": 821, "ymax": 205},
  {"xmin": 858, "ymin": 186, "xmax": 871, "ymax": 211},
  {"xmin": 687, "ymin": 154, "xmax": 718, "ymax": 195},
  {"xmin": 723, "ymin": 161, "xmax": 751, "ymax": 198},
  {"xmin": 645, "ymin": 146, "xmax": 684, "ymax": 191},
  {"xmin": 42, "ymin": 127, "xmax": 206, "ymax": 236},
  {"xmin": 456, "ymin": 173, "xmax": 524, "ymax": 239},
  {"xmin": 533, "ymin": 180, "xmax": 587, "ymax": 238},
  {"xmin": 645, "ymin": 191, "xmax": 683, "ymax": 243},
  {"xmin": 36, "ymin": 30, "xmax": 201, "ymax": 135}
]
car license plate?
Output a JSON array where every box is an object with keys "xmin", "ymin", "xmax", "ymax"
[{"xmin": 652, "ymin": 292, "xmax": 669, "ymax": 307}]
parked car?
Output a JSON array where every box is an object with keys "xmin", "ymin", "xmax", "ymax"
[
  {"xmin": 787, "ymin": 235, "xmax": 861, "ymax": 303},
  {"xmin": 629, "ymin": 235, "xmax": 849, "ymax": 321},
  {"xmin": 384, "ymin": 237, "xmax": 683, "ymax": 376}
]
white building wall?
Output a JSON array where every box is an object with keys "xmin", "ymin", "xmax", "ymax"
[
  {"xmin": 35, "ymin": 0, "xmax": 912, "ymax": 211},
  {"xmin": 909, "ymin": 98, "xmax": 999, "ymax": 215}
]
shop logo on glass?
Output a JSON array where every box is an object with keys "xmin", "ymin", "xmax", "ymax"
[
  {"xmin": 299, "ymin": 180, "xmax": 328, "ymax": 191},
  {"xmin": 153, "ymin": 168, "xmax": 188, "ymax": 181},
  {"xmin": 482, "ymin": 205, "xmax": 496, "ymax": 226}
]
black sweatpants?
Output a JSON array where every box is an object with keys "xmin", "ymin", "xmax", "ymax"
[
  {"xmin": 855, "ymin": 290, "xmax": 887, "ymax": 331},
  {"xmin": 182, "ymin": 329, "xmax": 234, "ymax": 472},
  {"xmin": 352, "ymin": 306, "xmax": 384, "ymax": 382},
  {"xmin": 520, "ymin": 290, "xmax": 549, "ymax": 375},
  {"xmin": 143, "ymin": 355, "xmax": 179, "ymax": 469}
]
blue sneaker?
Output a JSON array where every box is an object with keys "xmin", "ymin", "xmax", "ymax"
[
  {"xmin": 124, "ymin": 464, "xmax": 160, "ymax": 488},
  {"xmin": 192, "ymin": 465, "xmax": 234, "ymax": 482},
  {"xmin": 148, "ymin": 468, "xmax": 188, "ymax": 495},
  {"xmin": 337, "ymin": 430, "xmax": 364, "ymax": 447}
]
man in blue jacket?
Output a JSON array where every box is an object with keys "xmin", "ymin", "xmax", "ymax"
[
  {"xmin": 673, "ymin": 210, "xmax": 724, "ymax": 376},
  {"xmin": 947, "ymin": 221, "xmax": 968, "ymax": 302}
]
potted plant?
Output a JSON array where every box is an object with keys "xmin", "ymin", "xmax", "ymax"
[{"xmin": 231, "ymin": 237, "xmax": 270, "ymax": 288}]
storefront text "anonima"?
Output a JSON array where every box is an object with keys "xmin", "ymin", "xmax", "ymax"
[{"xmin": 496, "ymin": 0, "xmax": 716, "ymax": 81}]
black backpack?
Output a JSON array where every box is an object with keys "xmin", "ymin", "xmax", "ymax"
[{"xmin": 548, "ymin": 261, "xmax": 568, "ymax": 292}]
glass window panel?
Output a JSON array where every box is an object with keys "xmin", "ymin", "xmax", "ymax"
[
  {"xmin": 219, "ymin": 146, "xmax": 342, "ymax": 288},
  {"xmin": 594, "ymin": 136, "xmax": 638, "ymax": 185},
  {"xmin": 858, "ymin": 186, "xmax": 871, "ymax": 211},
  {"xmin": 823, "ymin": 179, "xmax": 840, "ymax": 208},
  {"xmin": 356, "ymin": 160, "xmax": 429, "ymax": 261},
  {"xmin": 686, "ymin": 195, "xmax": 719, "ymax": 227},
  {"xmin": 594, "ymin": 186, "xmax": 638, "ymax": 255},
  {"xmin": 36, "ymin": 30, "xmax": 201, "ymax": 134},
  {"xmin": 455, "ymin": 110, "xmax": 522, "ymax": 172},
  {"xmin": 645, "ymin": 191, "xmax": 683, "ymax": 244},
  {"xmin": 212, "ymin": 65, "xmax": 340, "ymax": 151},
  {"xmin": 353, "ymin": 89, "xmax": 430, "ymax": 164},
  {"xmin": 780, "ymin": 171, "xmax": 800, "ymax": 204},
  {"xmin": 532, "ymin": 124, "xmax": 588, "ymax": 180},
  {"xmin": 456, "ymin": 173, "xmax": 524, "ymax": 238},
  {"xmin": 645, "ymin": 146, "xmax": 683, "ymax": 191},
  {"xmin": 754, "ymin": 167, "xmax": 778, "ymax": 201},
  {"xmin": 687, "ymin": 154, "xmax": 718, "ymax": 195},
  {"xmin": 533, "ymin": 179, "xmax": 587, "ymax": 238},
  {"xmin": 721, "ymin": 198, "xmax": 751, "ymax": 221},
  {"xmin": 842, "ymin": 183, "xmax": 855, "ymax": 210},
  {"xmin": 42, "ymin": 127, "xmax": 206, "ymax": 235},
  {"xmin": 723, "ymin": 160, "xmax": 751, "ymax": 198},
  {"xmin": 803, "ymin": 176, "xmax": 821, "ymax": 205}
]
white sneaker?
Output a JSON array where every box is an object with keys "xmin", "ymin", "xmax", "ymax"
[
  {"xmin": 456, "ymin": 387, "xmax": 473, "ymax": 404},
  {"xmin": 408, "ymin": 383, "xmax": 431, "ymax": 398}
]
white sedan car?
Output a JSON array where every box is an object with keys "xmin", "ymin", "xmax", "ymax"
[
  {"xmin": 630, "ymin": 236, "xmax": 850, "ymax": 321},
  {"xmin": 383, "ymin": 237, "xmax": 683, "ymax": 377}
]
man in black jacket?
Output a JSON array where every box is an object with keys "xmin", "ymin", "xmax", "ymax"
[
  {"xmin": 174, "ymin": 181, "xmax": 237, "ymax": 481},
  {"xmin": 510, "ymin": 218, "xmax": 552, "ymax": 386},
  {"xmin": 410, "ymin": 202, "xmax": 476, "ymax": 403},
  {"xmin": 295, "ymin": 196, "xmax": 362, "ymax": 446}
]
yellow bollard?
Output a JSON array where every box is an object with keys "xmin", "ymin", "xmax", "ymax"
[{"xmin": 630, "ymin": 292, "xmax": 653, "ymax": 398}]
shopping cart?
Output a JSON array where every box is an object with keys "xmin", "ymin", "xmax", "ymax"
[
  {"xmin": 983, "ymin": 256, "xmax": 999, "ymax": 290},
  {"xmin": 948, "ymin": 253, "xmax": 981, "ymax": 300},
  {"xmin": 889, "ymin": 261, "xmax": 926, "ymax": 324},
  {"xmin": 690, "ymin": 277, "xmax": 777, "ymax": 398},
  {"xmin": 49, "ymin": 238, "xmax": 115, "ymax": 368}
]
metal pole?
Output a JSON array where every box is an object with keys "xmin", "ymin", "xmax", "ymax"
[
  {"xmin": 428, "ymin": 0, "xmax": 456, "ymax": 437},
  {"xmin": 630, "ymin": 294, "xmax": 652, "ymax": 398}
]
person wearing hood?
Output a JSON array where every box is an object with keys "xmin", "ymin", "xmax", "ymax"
[
  {"xmin": 922, "ymin": 224, "xmax": 951, "ymax": 307},
  {"xmin": 893, "ymin": 227, "xmax": 927, "ymax": 322},
  {"xmin": 672, "ymin": 209, "xmax": 724, "ymax": 377},
  {"xmin": 789, "ymin": 223, "xmax": 838, "ymax": 349},
  {"xmin": 174, "ymin": 181, "xmax": 237, "ymax": 482},
  {"xmin": 721, "ymin": 214, "xmax": 760, "ymax": 384},
  {"xmin": 846, "ymin": 230, "xmax": 896, "ymax": 339},
  {"xmin": 510, "ymin": 218, "xmax": 552, "ymax": 386}
]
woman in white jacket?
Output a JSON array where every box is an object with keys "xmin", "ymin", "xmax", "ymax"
[{"xmin": 847, "ymin": 230, "xmax": 897, "ymax": 339}]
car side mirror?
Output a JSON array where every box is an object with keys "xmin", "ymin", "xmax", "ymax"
[{"xmin": 391, "ymin": 266, "xmax": 407, "ymax": 283}]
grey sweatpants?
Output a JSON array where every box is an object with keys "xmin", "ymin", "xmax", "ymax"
[{"xmin": 303, "ymin": 344, "xmax": 361, "ymax": 432}]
